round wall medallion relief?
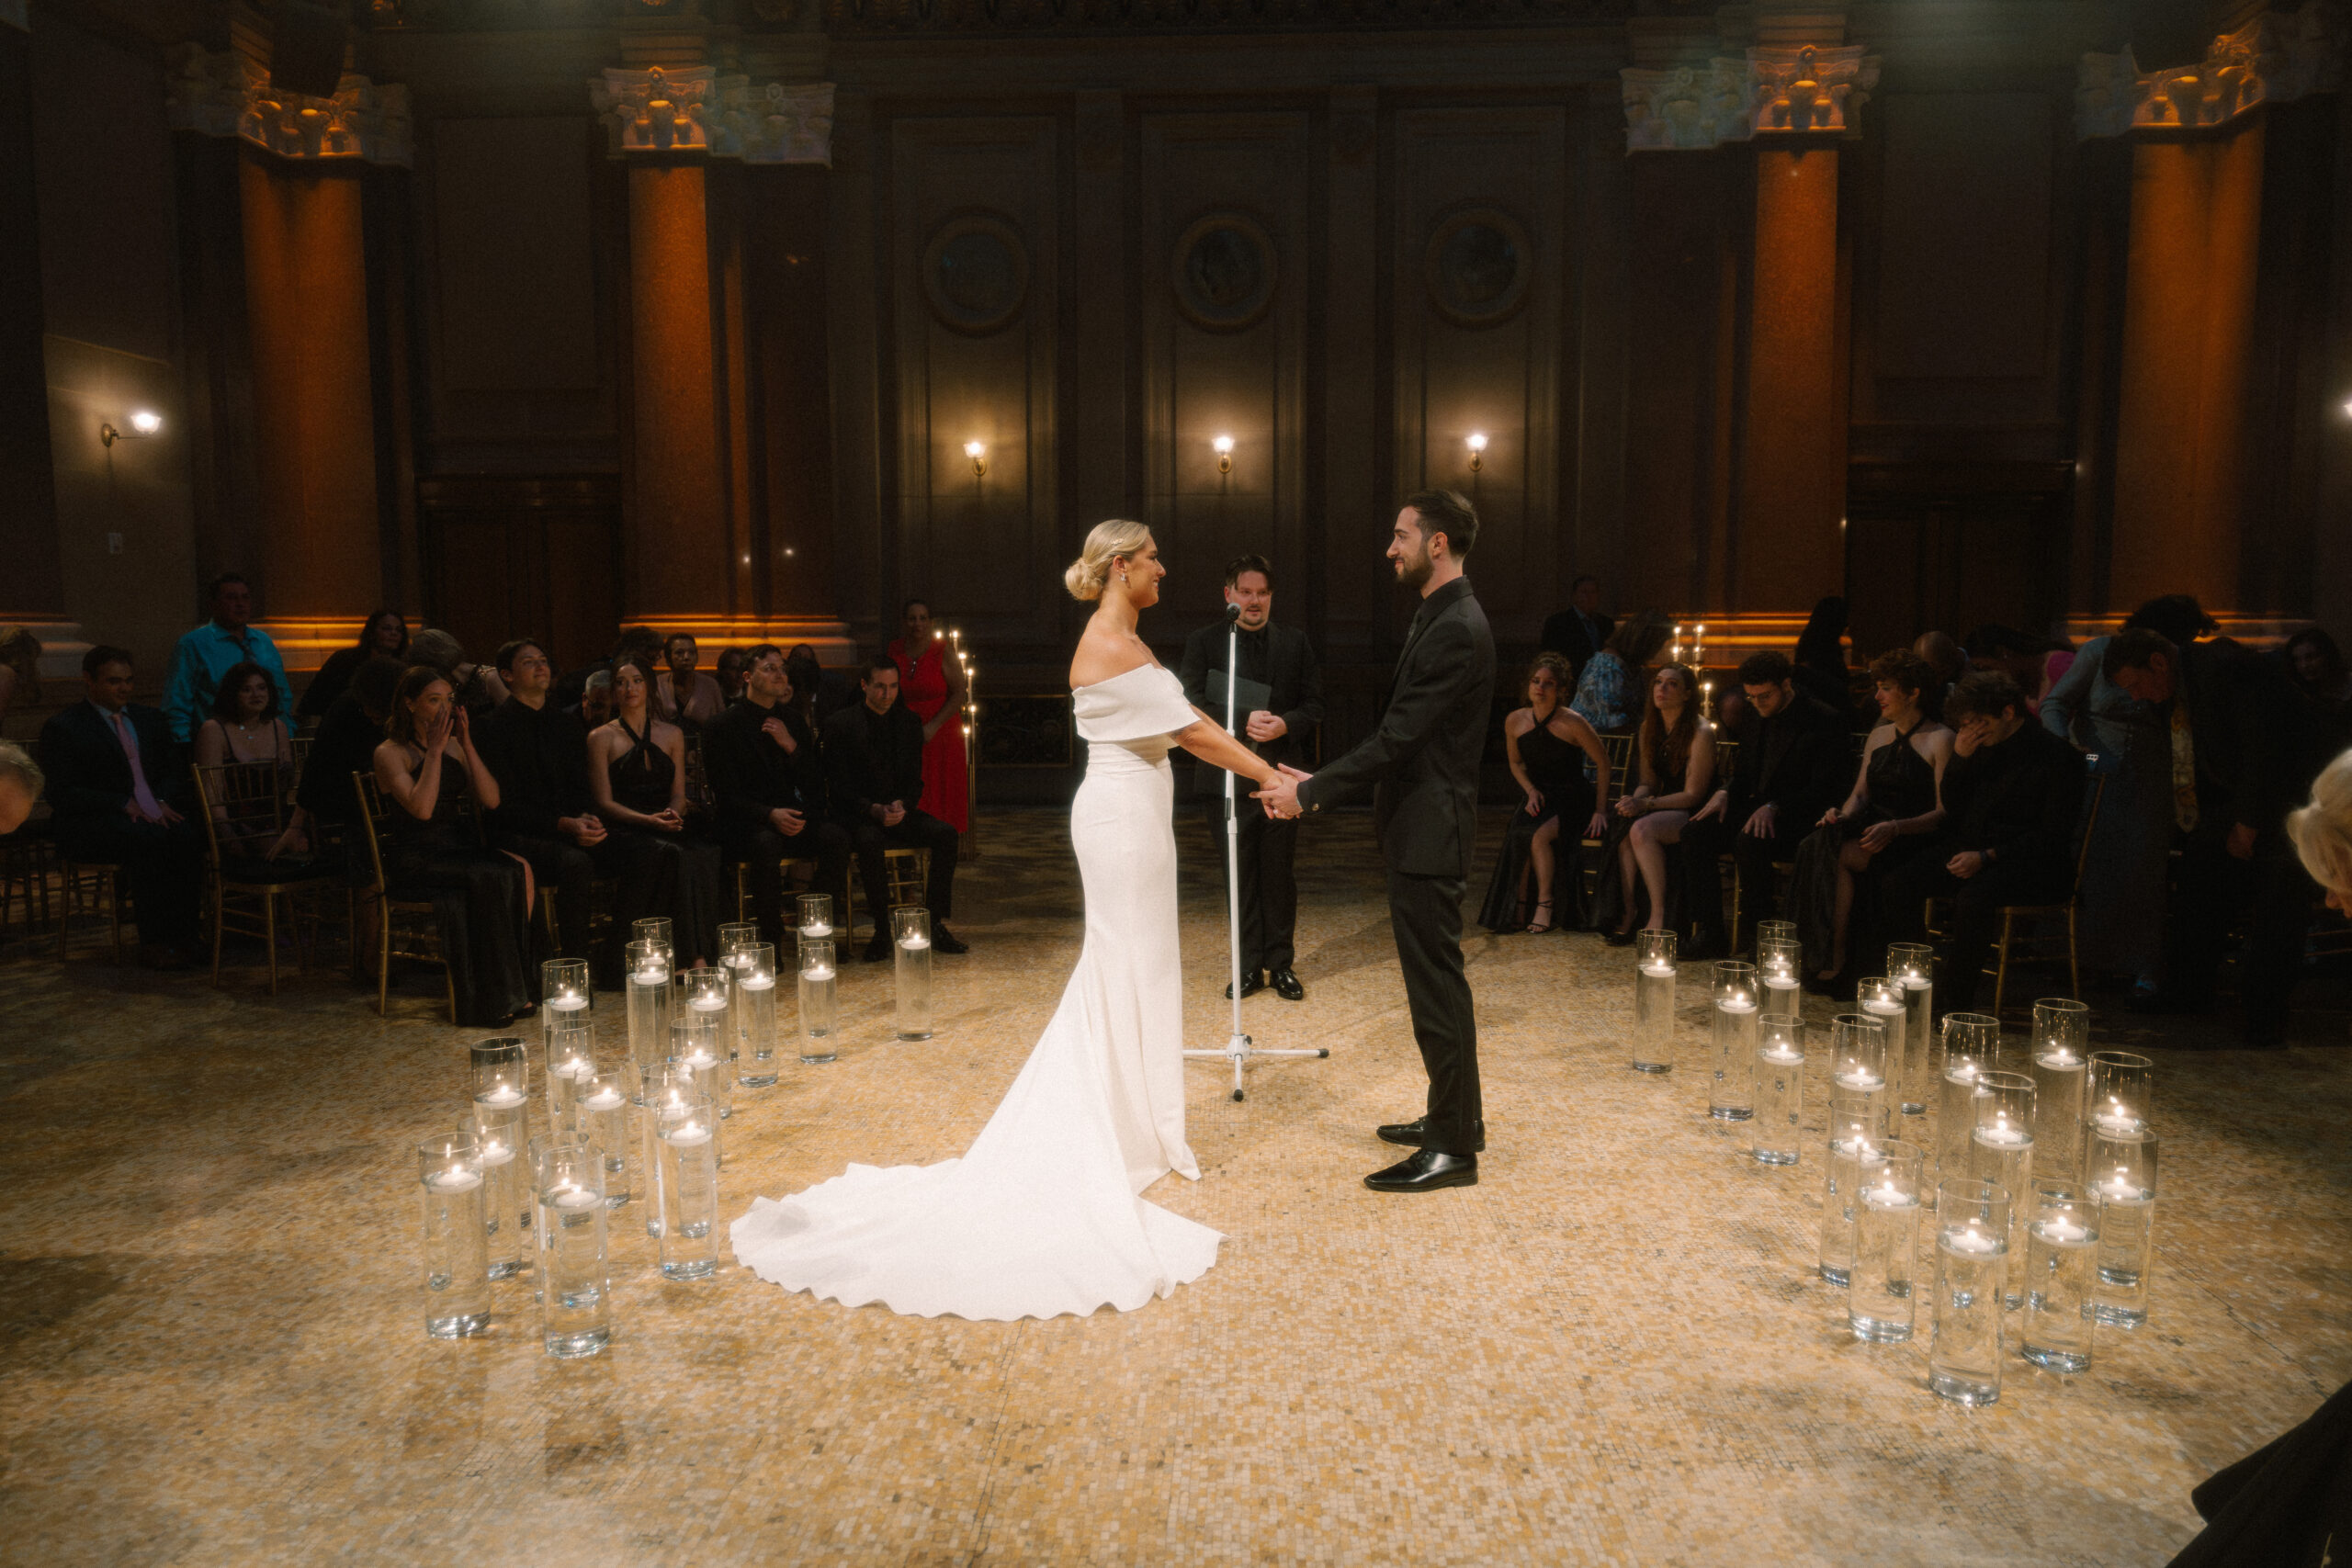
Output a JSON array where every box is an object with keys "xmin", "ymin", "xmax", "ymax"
[
  {"xmin": 1170, "ymin": 212, "xmax": 1278, "ymax": 333},
  {"xmin": 922, "ymin": 215, "xmax": 1029, "ymax": 335},
  {"xmin": 1424, "ymin": 208, "xmax": 1532, "ymax": 328}
]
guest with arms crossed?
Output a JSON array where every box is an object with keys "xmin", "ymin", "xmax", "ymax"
[
  {"xmin": 826, "ymin": 655, "xmax": 966, "ymax": 961},
  {"xmin": 1177, "ymin": 554, "xmax": 1325, "ymax": 998},
  {"xmin": 588, "ymin": 655, "xmax": 725, "ymax": 968},
  {"xmin": 1477, "ymin": 652, "xmax": 1610, "ymax": 935},
  {"xmin": 1598, "ymin": 664, "xmax": 1717, "ymax": 944},
  {"xmin": 706, "ymin": 643, "xmax": 853, "ymax": 951}
]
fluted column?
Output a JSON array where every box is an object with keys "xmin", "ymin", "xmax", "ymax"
[
  {"xmin": 1736, "ymin": 144, "xmax": 1846, "ymax": 608},
  {"xmin": 625, "ymin": 159, "xmax": 731, "ymax": 620}
]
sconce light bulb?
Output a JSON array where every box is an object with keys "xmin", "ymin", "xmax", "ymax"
[
  {"xmin": 2343, "ymin": 397, "xmax": 2352, "ymax": 418},
  {"xmin": 965, "ymin": 440, "xmax": 988, "ymax": 479},
  {"xmin": 1212, "ymin": 434, "xmax": 1235, "ymax": 455},
  {"xmin": 1465, "ymin": 433, "xmax": 1487, "ymax": 453},
  {"xmin": 964, "ymin": 441, "xmax": 985, "ymax": 458},
  {"xmin": 130, "ymin": 410, "xmax": 162, "ymax": 434}
]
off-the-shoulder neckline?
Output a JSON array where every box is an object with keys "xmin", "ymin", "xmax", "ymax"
[{"xmin": 1071, "ymin": 662, "xmax": 1169, "ymax": 694}]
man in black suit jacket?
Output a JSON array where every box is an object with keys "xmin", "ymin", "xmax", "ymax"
[
  {"xmin": 1684, "ymin": 650, "xmax": 1851, "ymax": 955},
  {"xmin": 38, "ymin": 645, "xmax": 207, "ymax": 964},
  {"xmin": 1262, "ymin": 491, "xmax": 1496, "ymax": 1193},
  {"xmin": 1538, "ymin": 575, "xmax": 1614, "ymax": 684},
  {"xmin": 707, "ymin": 645, "xmax": 853, "ymax": 950},
  {"xmin": 1879, "ymin": 671, "xmax": 2087, "ymax": 1011},
  {"xmin": 824, "ymin": 654, "xmax": 964, "ymax": 961},
  {"xmin": 1177, "ymin": 554, "xmax": 1325, "ymax": 1001}
]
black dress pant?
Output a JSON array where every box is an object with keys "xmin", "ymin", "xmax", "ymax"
[
  {"xmin": 1387, "ymin": 867, "xmax": 1484, "ymax": 1155},
  {"xmin": 1200, "ymin": 797, "xmax": 1300, "ymax": 974},
  {"xmin": 729, "ymin": 819, "xmax": 854, "ymax": 951},
  {"xmin": 845, "ymin": 809, "xmax": 958, "ymax": 930},
  {"xmin": 2166, "ymin": 823, "xmax": 2314, "ymax": 1034},
  {"xmin": 493, "ymin": 830, "xmax": 672, "ymax": 967},
  {"xmin": 1877, "ymin": 847, "xmax": 2069, "ymax": 1012},
  {"xmin": 55, "ymin": 814, "xmax": 207, "ymax": 953}
]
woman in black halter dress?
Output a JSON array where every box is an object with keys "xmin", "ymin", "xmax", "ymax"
[
  {"xmin": 1479, "ymin": 654, "xmax": 1613, "ymax": 933},
  {"xmin": 588, "ymin": 657, "xmax": 724, "ymax": 967}
]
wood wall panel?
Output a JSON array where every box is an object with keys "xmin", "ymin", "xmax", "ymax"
[
  {"xmin": 888, "ymin": 116, "xmax": 1060, "ymax": 646},
  {"xmin": 417, "ymin": 476, "xmax": 622, "ymax": 671},
  {"xmin": 1138, "ymin": 110, "xmax": 1312, "ymax": 619},
  {"xmin": 1392, "ymin": 107, "xmax": 1567, "ymax": 643}
]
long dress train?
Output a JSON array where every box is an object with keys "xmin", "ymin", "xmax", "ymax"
[{"xmin": 730, "ymin": 664, "xmax": 1222, "ymax": 1320}]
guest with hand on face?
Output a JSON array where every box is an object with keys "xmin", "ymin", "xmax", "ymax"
[
  {"xmin": 1598, "ymin": 663, "xmax": 1716, "ymax": 945},
  {"xmin": 706, "ymin": 643, "xmax": 853, "ymax": 951},
  {"xmin": 193, "ymin": 660, "xmax": 307, "ymax": 860},
  {"xmin": 588, "ymin": 654, "xmax": 725, "ymax": 969},
  {"xmin": 825, "ymin": 654, "xmax": 965, "ymax": 961},
  {"xmin": 1478, "ymin": 652, "xmax": 1610, "ymax": 935}
]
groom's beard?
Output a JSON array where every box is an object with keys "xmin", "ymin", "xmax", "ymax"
[{"xmin": 1392, "ymin": 548, "xmax": 1433, "ymax": 592}]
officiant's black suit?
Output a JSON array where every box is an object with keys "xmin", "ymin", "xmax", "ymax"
[{"xmin": 1296, "ymin": 576, "xmax": 1496, "ymax": 1155}]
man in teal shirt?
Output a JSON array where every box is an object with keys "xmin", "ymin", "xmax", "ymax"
[{"xmin": 162, "ymin": 573, "xmax": 294, "ymax": 742}]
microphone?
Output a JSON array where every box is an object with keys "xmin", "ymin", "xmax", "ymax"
[{"xmin": 1225, "ymin": 603, "xmax": 1242, "ymax": 623}]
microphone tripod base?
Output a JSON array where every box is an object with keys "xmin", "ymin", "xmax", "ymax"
[{"xmin": 1184, "ymin": 1032, "xmax": 1330, "ymax": 1101}]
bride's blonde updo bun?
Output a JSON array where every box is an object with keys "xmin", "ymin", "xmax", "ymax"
[{"xmin": 1065, "ymin": 519, "xmax": 1153, "ymax": 602}]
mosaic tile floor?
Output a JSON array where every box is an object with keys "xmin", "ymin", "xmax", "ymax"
[{"xmin": 1, "ymin": 807, "xmax": 2346, "ymax": 1566}]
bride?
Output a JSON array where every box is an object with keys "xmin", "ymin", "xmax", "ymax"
[{"xmin": 731, "ymin": 520, "xmax": 1287, "ymax": 1320}]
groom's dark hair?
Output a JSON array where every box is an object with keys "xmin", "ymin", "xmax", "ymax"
[{"xmin": 1401, "ymin": 489, "xmax": 1478, "ymax": 561}]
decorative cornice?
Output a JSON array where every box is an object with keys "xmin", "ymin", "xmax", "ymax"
[
  {"xmin": 821, "ymin": 0, "xmax": 1612, "ymax": 31},
  {"xmin": 2075, "ymin": 2, "xmax": 2344, "ymax": 139},
  {"xmin": 1623, "ymin": 42, "xmax": 1879, "ymax": 152},
  {"xmin": 165, "ymin": 45, "xmax": 413, "ymax": 166},
  {"xmin": 589, "ymin": 67, "xmax": 835, "ymax": 164}
]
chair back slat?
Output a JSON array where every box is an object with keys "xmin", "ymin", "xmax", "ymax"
[
  {"xmin": 352, "ymin": 771, "xmax": 396, "ymax": 896},
  {"xmin": 193, "ymin": 761, "xmax": 286, "ymax": 866}
]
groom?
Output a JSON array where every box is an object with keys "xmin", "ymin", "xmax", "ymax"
[{"xmin": 1260, "ymin": 491, "xmax": 1495, "ymax": 1192}]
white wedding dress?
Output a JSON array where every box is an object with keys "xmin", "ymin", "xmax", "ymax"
[{"xmin": 730, "ymin": 663, "xmax": 1225, "ymax": 1320}]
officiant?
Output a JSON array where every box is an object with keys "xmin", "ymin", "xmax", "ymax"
[{"xmin": 1178, "ymin": 555, "xmax": 1324, "ymax": 1001}]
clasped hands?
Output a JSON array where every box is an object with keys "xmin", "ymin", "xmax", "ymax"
[{"xmin": 1253, "ymin": 764, "xmax": 1311, "ymax": 819}]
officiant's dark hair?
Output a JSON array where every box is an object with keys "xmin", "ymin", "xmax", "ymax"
[
  {"xmin": 1223, "ymin": 554, "xmax": 1272, "ymax": 590},
  {"xmin": 1401, "ymin": 489, "xmax": 1478, "ymax": 560}
]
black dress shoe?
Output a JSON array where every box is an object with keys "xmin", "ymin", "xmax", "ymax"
[
  {"xmin": 1364, "ymin": 1148, "xmax": 1478, "ymax": 1192},
  {"xmin": 1224, "ymin": 970, "xmax": 1266, "ymax": 1000},
  {"xmin": 931, "ymin": 921, "xmax": 969, "ymax": 955},
  {"xmin": 1271, "ymin": 968, "xmax": 1305, "ymax": 1001},
  {"xmin": 1602, "ymin": 928, "xmax": 1637, "ymax": 948},
  {"xmin": 863, "ymin": 936, "xmax": 892, "ymax": 964},
  {"xmin": 1376, "ymin": 1117, "xmax": 1428, "ymax": 1147}
]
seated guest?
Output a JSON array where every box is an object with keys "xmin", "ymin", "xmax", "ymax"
[
  {"xmin": 0, "ymin": 625, "xmax": 42, "ymax": 730},
  {"xmin": 1683, "ymin": 650, "xmax": 1850, "ymax": 956},
  {"xmin": 0, "ymin": 739, "xmax": 40, "ymax": 834},
  {"xmin": 373, "ymin": 665, "xmax": 535, "ymax": 1026},
  {"xmin": 825, "ymin": 654, "xmax": 966, "ymax": 961},
  {"xmin": 705, "ymin": 644, "xmax": 853, "ymax": 950},
  {"xmin": 714, "ymin": 647, "xmax": 749, "ymax": 706},
  {"xmin": 577, "ymin": 669, "xmax": 614, "ymax": 729},
  {"xmin": 1538, "ymin": 575, "xmax": 1613, "ymax": 685},
  {"xmin": 2286, "ymin": 627, "xmax": 2352, "ymax": 725},
  {"xmin": 407, "ymin": 628, "xmax": 508, "ymax": 722},
  {"xmin": 1478, "ymin": 652, "xmax": 1611, "ymax": 934},
  {"xmin": 1787, "ymin": 649, "xmax": 1951, "ymax": 986},
  {"xmin": 193, "ymin": 660, "xmax": 307, "ymax": 859},
  {"xmin": 297, "ymin": 609, "xmax": 408, "ymax": 722},
  {"xmin": 588, "ymin": 655, "xmax": 724, "ymax": 968},
  {"xmin": 164, "ymin": 573, "xmax": 294, "ymax": 743},
  {"xmin": 298, "ymin": 656, "xmax": 402, "ymax": 840},
  {"xmin": 481, "ymin": 637, "xmax": 671, "ymax": 973},
  {"xmin": 1791, "ymin": 595, "xmax": 1859, "ymax": 717},
  {"xmin": 1599, "ymin": 664, "xmax": 1716, "ymax": 943},
  {"xmin": 653, "ymin": 633, "xmax": 726, "ymax": 728},
  {"xmin": 42, "ymin": 645, "xmax": 209, "ymax": 967},
  {"xmin": 787, "ymin": 642, "xmax": 856, "ymax": 725},
  {"xmin": 1878, "ymin": 671, "xmax": 2086, "ymax": 1013},
  {"xmin": 1570, "ymin": 608, "xmax": 1672, "ymax": 739}
]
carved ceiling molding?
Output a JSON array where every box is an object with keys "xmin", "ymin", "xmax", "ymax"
[
  {"xmin": 164, "ymin": 45, "xmax": 413, "ymax": 166},
  {"xmin": 589, "ymin": 67, "xmax": 835, "ymax": 164},
  {"xmin": 1622, "ymin": 43, "xmax": 1880, "ymax": 152},
  {"xmin": 2075, "ymin": 2, "xmax": 2344, "ymax": 139}
]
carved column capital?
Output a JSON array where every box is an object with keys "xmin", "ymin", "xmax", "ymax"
[
  {"xmin": 2076, "ymin": 1, "xmax": 2344, "ymax": 139},
  {"xmin": 590, "ymin": 66, "xmax": 834, "ymax": 165},
  {"xmin": 165, "ymin": 45, "xmax": 413, "ymax": 166},
  {"xmin": 1623, "ymin": 42, "xmax": 1880, "ymax": 151}
]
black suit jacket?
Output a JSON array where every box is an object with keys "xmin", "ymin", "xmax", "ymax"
[
  {"xmin": 299, "ymin": 692, "xmax": 385, "ymax": 828},
  {"xmin": 1298, "ymin": 576, "xmax": 1496, "ymax": 878},
  {"xmin": 1939, "ymin": 721, "xmax": 2086, "ymax": 874},
  {"xmin": 1538, "ymin": 607, "xmax": 1614, "ymax": 680},
  {"xmin": 822, "ymin": 702, "xmax": 926, "ymax": 823},
  {"xmin": 1726, "ymin": 691, "xmax": 1849, "ymax": 828},
  {"xmin": 707, "ymin": 697, "xmax": 824, "ymax": 834},
  {"xmin": 38, "ymin": 700, "xmax": 187, "ymax": 825},
  {"xmin": 1176, "ymin": 618, "xmax": 1325, "ymax": 798},
  {"xmin": 479, "ymin": 696, "xmax": 595, "ymax": 840}
]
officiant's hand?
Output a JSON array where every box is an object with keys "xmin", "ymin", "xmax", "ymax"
[
  {"xmin": 1245, "ymin": 710, "xmax": 1286, "ymax": 742},
  {"xmin": 1255, "ymin": 763, "xmax": 1309, "ymax": 819}
]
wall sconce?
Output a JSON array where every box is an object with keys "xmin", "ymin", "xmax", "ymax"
[
  {"xmin": 1213, "ymin": 434, "xmax": 1234, "ymax": 476},
  {"xmin": 964, "ymin": 440, "xmax": 988, "ymax": 479},
  {"xmin": 1464, "ymin": 432, "xmax": 1487, "ymax": 474},
  {"xmin": 101, "ymin": 410, "xmax": 163, "ymax": 447}
]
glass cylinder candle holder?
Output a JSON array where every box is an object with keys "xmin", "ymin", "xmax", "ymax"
[
  {"xmin": 797, "ymin": 893, "xmax": 835, "ymax": 956},
  {"xmin": 1630, "ymin": 930, "xmax": 1678, "ymax": 1074},
  {"xmin": 1856, "ymin": 976, "xmax": 1911, "ymax": 1120},
  {"xmin": 1817, "ymin": 1093, "xmax": 1880, "ymax": 1287},
  {"xmin": 798, "ymin": 937, "xmax": 840, "ymax": 1063},
  {"xmin": 1756, "ymin": 936, "xmax": 1803, "ymax": 1025},
  {"xmin": 732, "ymin": 943, "xmax": 779, "ymax": 1088},
  {"xmin": 1929, "ymin": 1179, "xmax": 2011, "ymax": 1405},
  {"xmin": 541, "ymin": 957, "xmax": 592, "ymax": 1033},
  {"xmin": 1754, "ymin": 918, "xmax": 1795, "ymax": 949},
  {"xmin": 669, "ymin": 1019, "xmax": 730, "ymax": 1140},
  {"xmin": 656, "ymin": 1092, "xmax": 721, "ymax": 1280},
  {"xmin": 2087, "ymin": 1131, "xmax": 2157, "ymax": 1328},
  {"xmin": 2020, "ymin": 1177, "xmax": 2101, "ymax": 1372},
  {"xmin": 1885, "ymin": 944, "xmax": 1934, "ymax": 1117},
  {"xmin": 1849, "ymin": 1138, "xmax": 1925, "ymax": 1343},
  {"xmin": 418, "ymin": 1133, "xmax": 491, "ymax": 1338},
  {"xmin": 1750, "ymin": 1019, "xmax": 1805, "ymax": 1166},
  {"xmin": 681, "ymin": 968, "xmax": 735, "ymax": 1115},
  {"xmin": 1708, "ymin": 961, "xmax": 1758, "ymax": 1121},
  {"xmin": 1970, "ymin": 1070, "xmax": 2037, "ymax": 1303},
  {"xmin": 894, "ymin": 907, "xmax": 933, "ymax": 1040},
  {"xmin": 637, "ymin": 1064, "xmax": 698, "ymax": 1238},
  {"xmin": 544, "ymin": 1019, "xmax": 595, "ymax": 1133},
  {"xmin": 1828, "ymin": 1013, "xmax": 1891, "ymax": 1136},
  {"xmin": 470, "ymin": 1034, "xmax": 530, "ymax": 1111},
  {"xmin": 1936, "ymin": 1012, "xmax": 2003, "ymax": 1195},
  {"xmin": 631, "ymin": 916, "xmax": 673, "ymax": 968},
  {"xmin": 469, "ymin": 1116, "xmax": 529, "ymax": 1283},
  {"xmin": 2085, "ymin": 1050, "xmax": 2154, "ymax": 1165},
  {"xmin": 624, "ymin": 939, "xmax": 673, "ymax": 1098},
  {"xmin": 2029, "ymin": 999, "xmax": 2092, "ymax": 1184},
  {"xmin": 536, "ymin": 1134, "xmax": 611, "ymax": 1359},
  {"xmin": 578, "ymin": 1067, "xmax": 631, "ymax": 1209},
  {"xmin": 718, "ymin": 922, "xmax": 759, "ymax": 964}
]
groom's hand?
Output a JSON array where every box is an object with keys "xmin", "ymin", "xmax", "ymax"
[{"xmin": 1254, "ymin": 764, "xmax": 1310, "ymax": 819}]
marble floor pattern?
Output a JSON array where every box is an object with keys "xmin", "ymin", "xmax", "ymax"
[{"xmin": 1, "ymin": 807, "xmax": 2346, "ymax": 1567}]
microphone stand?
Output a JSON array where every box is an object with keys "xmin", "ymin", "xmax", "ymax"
[{"xmin": 1184, "ymin": 603, "xmax": 1329, "ymax": 1101}]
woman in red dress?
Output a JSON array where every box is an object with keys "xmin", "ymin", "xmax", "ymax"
[{"xmin": 887, "ymin": 599, "xmax": 970, "ymax": 834}]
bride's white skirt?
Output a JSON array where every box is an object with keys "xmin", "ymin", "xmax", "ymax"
[{"xmin": 729, "ymin": 736, "xmax": 1223, "ymax": 1321}]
